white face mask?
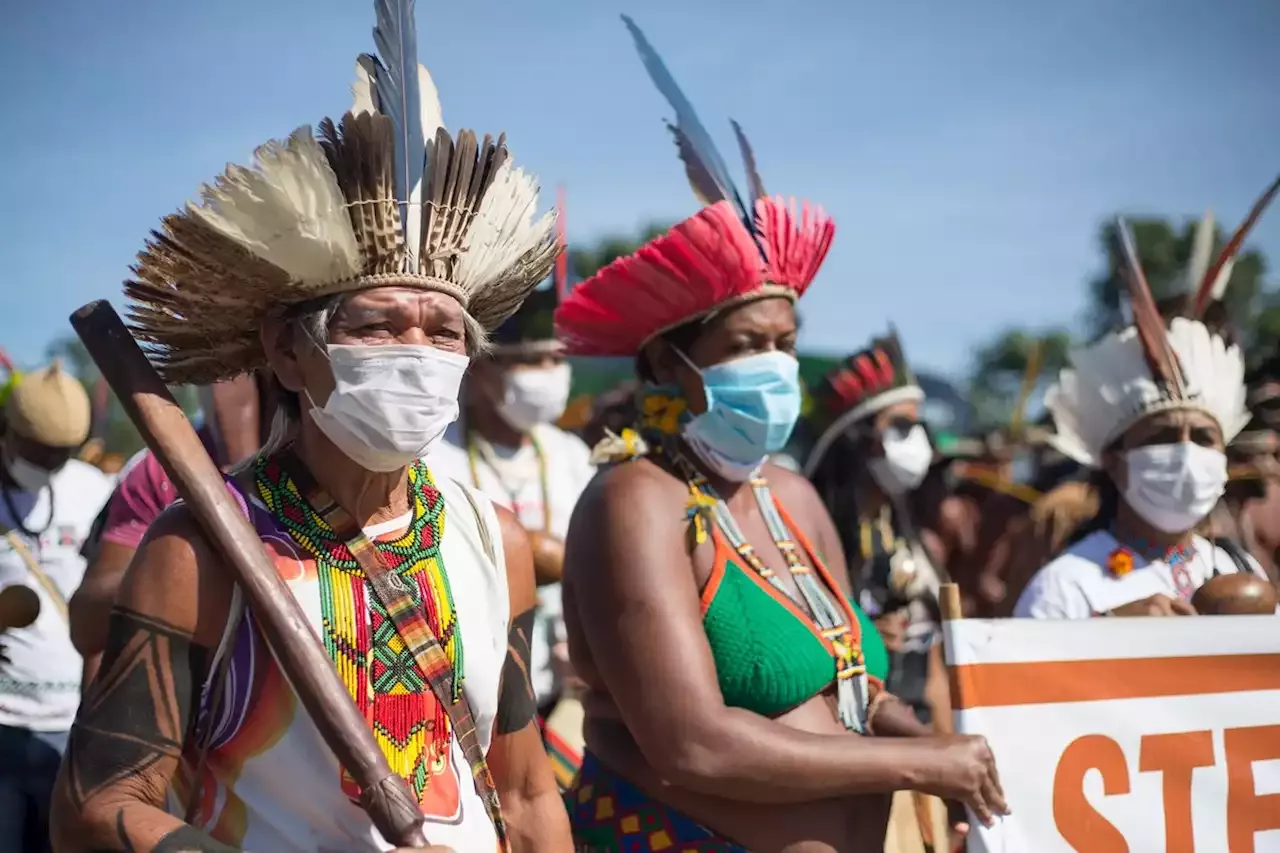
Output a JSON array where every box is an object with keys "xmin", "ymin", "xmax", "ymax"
[
  {"xmin": 496, "ymin": 363, "xmax": 572, "ymax": 432},
  {"xmin": 1123, "ymin": 441, "xmax": 1227, "ymax": 534},
  {"xmin": 2, "ymin": 446, "xmax": 57, "ymax": 492},
  {"xmin": 868, "ymin": 424, "xmax": 933, "ymax": 496},
  {"xmin": 307, "ymin": 344, "xmax": 469, "ymax": 473}
]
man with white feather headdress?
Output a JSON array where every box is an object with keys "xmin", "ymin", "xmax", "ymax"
[
  {"xmin": 1015, "ymin": 202, "xmax": 1277, "ymax": 620},
  {"xmin": 49, "ymin": 3, "xmax": 572, "ymax": 852}
]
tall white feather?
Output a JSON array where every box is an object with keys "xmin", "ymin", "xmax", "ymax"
[
  {"xmin": 352, "ymin": 56, "xmax": 379, "ymax": 116},
  {"xmin": 1046, "ymin": 318, "xmax": 1249, "ymax": 467},
  {"xmin": 1183, "ymin": 210, "xmax": 1215, "ymax": 294},
  {"xmin": 188, "ymin": 127, "xmax": 361, "ymax": 284},
  {"xmin": 454, "ymin": 161, "xmax": 556, "ymax": 289},
  {"xmin": 418, "ymin": 64, "xmax": 444, "ymax": 140}
]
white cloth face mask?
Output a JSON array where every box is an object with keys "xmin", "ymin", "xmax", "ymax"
[
  {"xmin": 868, "ymin": 424, "xmax": 933, "ymax": 496},
  {"xmin": 307, "ymin": 343, "xmax": 469, "ymax": 473},
  {"xmin": 1123, "ymin": 441, "xmax": 1227, "ymax": 534},
  {"xmin": 2, "ymin": 446, "xmax": 58, "ymax": 491},
  {"xmin": 496, "ymin": 363, "xmax": 572, "ymax": 432}
]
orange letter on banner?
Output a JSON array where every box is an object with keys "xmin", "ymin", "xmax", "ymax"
[
  {"xmin": 1139, "ymin": 731, "xmax": 1215, "ymax": 853},
  {"xmin": 1053, "ymin": 735, "xmax": 1130, "ymax": 852},
  {"xmin": 1225, "ymin": 725, "xmax": 1280, "ymax": 852}
]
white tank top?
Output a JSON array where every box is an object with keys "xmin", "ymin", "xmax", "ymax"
[{"xmin": 178, "ymin": 467, "xmax": 509, "ymax": 853}]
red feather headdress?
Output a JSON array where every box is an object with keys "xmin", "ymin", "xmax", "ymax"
[{"xmin": 554, "ymin": 197, "xmax": 833, "ymax": 356}]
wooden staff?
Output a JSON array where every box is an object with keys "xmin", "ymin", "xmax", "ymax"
[{"xmin": 69, "ymin": 300, "xmax": 427, "ymax": 848}]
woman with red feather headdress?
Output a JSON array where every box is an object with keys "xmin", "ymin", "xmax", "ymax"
[{"xmin": 552, "ymin": 18, "xmax": 1006, "ymax": 852}]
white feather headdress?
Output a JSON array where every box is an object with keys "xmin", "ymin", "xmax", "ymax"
[
  {"xmin": 125, "ymin": 0, "xmax": 558, "ymax": 385},
  {"xmin": 1046, "ymin": 317, "xmax": 1249, "ymax": 467}
]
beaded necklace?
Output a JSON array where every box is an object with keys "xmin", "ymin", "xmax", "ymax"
[
  {"xmin": 671, "ymin": 451, "xmax": 870, "ymax": 733},
  {"xmin": 253, "ymin": 453, "xmax": 462, "ymax": 804},
  {"xmin": 466, "ymin": 429, "xmax": 552, "ymax": 533},
  {"xmin": 1106, "ymin": 527, "xmax": 1199, "ymax": 600}
]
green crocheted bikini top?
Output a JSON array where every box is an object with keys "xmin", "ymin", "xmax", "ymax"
[
  {"xmin": 592, "ymin": 388, "xmax": 889, "ymax": 725},
  {"xmin": 699, "ymin": 501, "xmax": 889, "ymax": 720}
]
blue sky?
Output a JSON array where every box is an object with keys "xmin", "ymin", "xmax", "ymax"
[{"xmin": 2, "ymin": 0, "xmax": 1276, "ymax": 380}]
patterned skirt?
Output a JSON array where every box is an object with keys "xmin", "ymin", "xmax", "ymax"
[{"xmin": 565, "ymin": 751, "xmax": 748, "ymax": 852}]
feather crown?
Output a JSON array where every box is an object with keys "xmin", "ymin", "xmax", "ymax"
[
  {"xmin": 553, "ymin": 18, "xmax": 835, "ymax": 357},
  {"xmin": 125, "ymin": 0, "xmax": 558, "ymax": 385},
  {"xmin": 1047, "ymin": 218, "xmax": 1248, "ymax": 467},
  {"xmin": 817, "ymin": 327, "xmax": 922, "ymax": 426},
  {"xmin": 1046, "ymin": 317, "xmax": 1249, "ymax": 467},
  {"xmin": 801, "ymin": 327, "xmax": 924, "ymax": 477},
  {"xmin": 554, "ymin": 197, "xmax": 832, "ymax": 357}
]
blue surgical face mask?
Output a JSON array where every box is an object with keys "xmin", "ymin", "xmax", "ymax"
[{"xmin": 676, "ymin": 350, "xmax": 802, "ymax": 481}]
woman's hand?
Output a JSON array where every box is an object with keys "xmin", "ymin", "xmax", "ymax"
[
  {"xmin": 917, "ymin": 734, "xmax": 1008, "ymax": 827},
  {"xmin": 1107, "ymin": 593, "xmax": 1196, "ymax": 617}
]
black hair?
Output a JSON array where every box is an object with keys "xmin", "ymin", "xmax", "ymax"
[
  {"xmin": 807, "ymin": 429, "xmax": 876, "ymax": 582},
  {"xmin": 1062, "ymin": 469, "xmax": 1119, "ymax": 549},
  {"xmin": 635, "ymin": 319, "xmax": 706, "ymax": 383}
]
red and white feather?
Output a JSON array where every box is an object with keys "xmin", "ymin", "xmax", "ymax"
[
  {"xmin": 755, "ymin": 196, "xmax": 835, "ymax": 296},
  {"xmin": 554, "ymin": 201, "xmax": 766, "ymax": 356}
]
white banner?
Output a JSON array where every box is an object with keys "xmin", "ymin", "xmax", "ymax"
[{"xmin": 943, "ymin": 616, "xmax": 1280, "ymax": 853}]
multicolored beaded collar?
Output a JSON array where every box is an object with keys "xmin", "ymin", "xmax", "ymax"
[{"xmin": 1106, "ymin": 528, "xmax": 1198, "ymax": 599}]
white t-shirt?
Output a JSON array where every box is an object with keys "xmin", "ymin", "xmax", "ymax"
[
  {"xmin": 435, "ymin": 422, "xmax": 595, "ymax": 703},
  {"xmin": 1014, "ymin": 529, "xmax": 1271, "ymax": 619},
  {"xmin": 0, "ymin": 459, "xmax": 114, "ymax": 730}
]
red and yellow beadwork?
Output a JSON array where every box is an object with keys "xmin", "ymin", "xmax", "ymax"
[{"xmin": 254, "ymin": 456, "xmax": 461, "ymax": 808}]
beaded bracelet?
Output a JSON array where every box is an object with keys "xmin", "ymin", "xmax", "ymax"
[{"xmin": 865, "ymin": 690, "xmax": 896, "ymax": 736}]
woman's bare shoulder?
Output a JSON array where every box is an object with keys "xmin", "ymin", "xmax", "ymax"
[
  {"xmin": 566, "ymin": 457, "xmax": 694, "ymax": 582},
  {"xmin": 577, "ymin": 457, "xmax": 687, "ymax": 519}
]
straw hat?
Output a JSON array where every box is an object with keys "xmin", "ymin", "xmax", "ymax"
[{"xmin": 3, "ymin": 362, "xmax": 91, "ymax": 448}]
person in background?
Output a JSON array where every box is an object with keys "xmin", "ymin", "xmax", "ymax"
[
  {"xmin": 976, "ymin": 430, "xmax": 1102, "ymax": 617},
  {"xmin": 804, "ymin": 328, "xmax": 951, "ymax": 731},
  {"xmin": 434, "ymin": 282, "xmax": 595, "ymax": 775},
  {"xmin": 69, "ymin": 372, "xmax": 270, "ymax": 687},
  {"xmin": 0, "ymin": 363, "xmax": 113, "ymax": 853},
  {"xmin": 1204, "ymin": 423, "xmax": 1280, "ymax": 580},
  {"xmin": 1015, "ymin": 312, "xmax": 1266, "ymax": 617},
  {"xmin": 1015, "ymin": 203, "xmax": 1280, "ymax": 618},
  {"xmin": 802, "ymin": 329, "xmax": 966, "ymax": 851}
]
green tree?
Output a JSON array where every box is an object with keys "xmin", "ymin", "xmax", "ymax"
[
  {"xmin": 968, "ymin": 328, "xmax": 1072, "ymax": 431},
  {"xmin": 1086, "ymin": 217, "xmax": 1267, "ymax": 340}
]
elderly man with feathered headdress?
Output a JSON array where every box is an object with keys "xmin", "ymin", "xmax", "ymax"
[
  {"xmin": 49, "ymin": 3, "xmax": 572, "ymax": 851},
  {"xmin": 1015, "ymin": 198, "xmax": 1277, "ymax": 620}
]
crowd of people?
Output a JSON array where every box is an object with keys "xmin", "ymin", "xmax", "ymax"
[{"xmin": 0, "ymin": 4, "xmax": 1276, "ymax": 853}]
